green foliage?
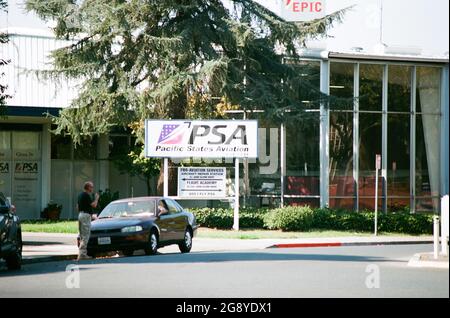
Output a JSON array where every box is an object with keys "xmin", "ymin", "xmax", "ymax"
[
  {"xmin": 94, "ymin": 189, "xmax": 120, "ymax": 213},
  {"xmin": 264, "ymin": 206, "xmax": 314, "ymax": 231},
  {"xmin": 25, "ymin": 0, "xmax": 348, "ymax": 144},
  {"xmin": 0, "ymin": 0, "xmax": 10, "ymax": 114},
  {"xmin": 191, "ymin": 207, "xmax": 269, "ymax": 229},
  {"xmin": 112, "ymin": 145, "xmax": 160, "ymax": 195},
  {"xmin": 191, "ymin": 206, "xmax": 433, "ymax": 235}
]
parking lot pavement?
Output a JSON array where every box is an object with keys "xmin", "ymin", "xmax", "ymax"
[
  {"xmin": 1, "ymin": 244, "xmax": 448, "ymax": 298},
  {"xmin": 19, "ymin": 232, "xmax": 435, "ymax": 264}
]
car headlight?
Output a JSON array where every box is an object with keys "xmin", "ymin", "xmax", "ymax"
[{"xmin": 121, "ymin": 226, "xmax": 143, "ymax": 233}]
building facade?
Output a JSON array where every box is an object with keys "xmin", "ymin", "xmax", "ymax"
[{"xmin": 0, "ymin": 29, "xmax": 448, "ymax": 219}]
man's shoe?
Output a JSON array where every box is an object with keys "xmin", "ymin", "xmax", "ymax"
[{"xmin": 77, "ymin": 255, "xmax": 93, "ymax": 261}]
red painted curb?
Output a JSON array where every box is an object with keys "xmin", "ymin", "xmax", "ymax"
[{"xmin": 272, "ymin": 242, "xmax": 343, "ymax": 248}]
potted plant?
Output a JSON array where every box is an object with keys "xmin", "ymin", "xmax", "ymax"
[{"xmin": 41, "ymin": 202, "xmax": 62, "ymax": 220}]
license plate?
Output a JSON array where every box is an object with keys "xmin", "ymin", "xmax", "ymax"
[{"xmin": 98, "ymin": 237, "xmax": 111, "ymax": 245}]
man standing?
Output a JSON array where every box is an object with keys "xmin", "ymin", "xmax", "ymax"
[{"xmin": 77, "ymin": 181, "xmax": 99, "ymax": 261}]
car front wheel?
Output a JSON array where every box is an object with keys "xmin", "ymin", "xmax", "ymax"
[
  {"xmin": 179, "ymin": 228, "xmax": 192, "ymax": 253},
  {"xmin": 144, "ymin": 230, "xmax": 158, "ymax": 255}
]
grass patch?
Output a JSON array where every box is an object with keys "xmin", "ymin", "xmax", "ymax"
[
  {"xmin": 21, "ymin": 220, "xmax": 78, "ymax": 234},
  {"xmin": 20, "ymin": 221, "xmax": 431, "ymax": 239}
]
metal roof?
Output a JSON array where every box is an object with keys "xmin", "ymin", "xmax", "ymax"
[{"xmin": 295, "ymin": 48, "xmax": 449, "ymax": 64}]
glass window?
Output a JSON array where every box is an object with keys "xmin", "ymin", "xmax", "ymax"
[
  {"xmin": 358, "ymin": 113, "xmax": 382, "ymax": 210},
  {"xmin": 166, "ymin": 199, "xmax": 181, "ymax": 213},
  {"xmin": 51, "ymin": 134, "xmax": 72, "ymax": 159},
  {"xmin": 12, "ymin": 131, "xmax": 40, "ymax": 150},
  {"xmin": 329, "ymin": 112, "xmax": 354, "ymax": 209},
  {"xmin": 285, "ymin": 198, "xmax": 319, "ymax": 208},
  {"xmin": 0, "ymin": 131, "xmax": 10, "ymax": 150},
  {"xmin": 292, "ymin": 60, "xmax": 321, "ymax": 110},
  {"xmin": 330, "ymin": 62, "xmax": 354, "ymax": 110},
  {"xmin": 359, "ymin": 64, "xmax": 383, "ymax": 112},
  {"xmin": 388, "ymin": 65, "xmax": 412, "ymax": 112},
  {"xmin": 417, "ymin": 67, "xmax": 441, "ymax": 114},
  {"xmin": 99, "ymin": 200, "xmax": 156, "ymax": 218},
  {"xmin": 285, "ymin": 115, "xmax": 320, "ymax": 197},
  {"xmin": 74, "ymin": 137, "xmax": 97, "ymax": 160},
  {"xmin": 387, "ymin": 114, "xmax": 410, "ymax": 211},
  {"xmin": 416, "ymin": 114, "xmax": 440, "ymax": 211},
  {"xmin": 109, "ymin": 135, "xmax": 130, "ymax": 159},
  {"xmin": 249, "ymin": 120, "xmax": 280, "ymax": 197}
]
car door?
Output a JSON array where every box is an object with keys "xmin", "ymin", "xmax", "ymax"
[
  {"xmin": 165, "ymin": 199, "xmax": 186, "ymax": 241},
  {"xmin": 155, "ymin": 199, "xmax": 177, "ymax": 242}
]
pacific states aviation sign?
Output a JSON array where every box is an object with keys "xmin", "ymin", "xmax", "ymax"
[{"xmin": 145, "ymin": 120, "xmax": 258, "ymax": 158}]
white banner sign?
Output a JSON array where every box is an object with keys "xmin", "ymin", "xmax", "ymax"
[
  {"xmin": 178, "ymin": 167, "xmax": 226, "ymax": 198},
  {"xmin": 280, "ymin": 0, "xmax": 326, "ymax": 22},
  {"xmin": 145, "ymin": 120, "xmax": 258, "ymax": 158}
]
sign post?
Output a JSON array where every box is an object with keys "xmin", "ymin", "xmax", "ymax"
[
  {"xmin": 145, "ymin": 119, "xmax": 258, "ymax": 232},
  {"xmin": 233, "ymin": 158, "xmax": 240, "ymax": 231},
  {"xmin": 163, "ymin": 158, "xmax": 169, "ymax": 197},
  {"xmin": 374, "ymin": 154, "xmax": 381, "ymax": 236}
]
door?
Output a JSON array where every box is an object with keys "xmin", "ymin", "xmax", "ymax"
[
  {"xmin": 155, "ymin": 199, "xmax": 177, "ymax": 242},
  {"xmin": 165, "ymin": 199, "xmax": 186, "ymax": 240}
]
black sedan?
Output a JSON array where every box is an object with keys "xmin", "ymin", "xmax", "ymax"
[
  {"xmin": 87, "ymin": 197, "xmax": 198, "ymax": 257},
  {"xmin": 0, "ymin": 192, "xmax": 22, "ymax": 270}
]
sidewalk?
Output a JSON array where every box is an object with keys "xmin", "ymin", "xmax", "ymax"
[
  {"xmin": 21, "ymin": 232, "xmax": 435, "ymax": 264},
  {"xmin": 408, "ymin": 252, "xmax": 449, "ymax": 269}
]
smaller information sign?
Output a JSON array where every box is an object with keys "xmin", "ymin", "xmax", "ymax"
[{"xmin": 178, "ymin": 167, "xmax": 226, "ymax": 198}]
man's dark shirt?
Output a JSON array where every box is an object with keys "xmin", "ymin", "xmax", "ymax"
[{"xmin": 78, "ymin": 192, "xmax": 94, "ymax": 214}]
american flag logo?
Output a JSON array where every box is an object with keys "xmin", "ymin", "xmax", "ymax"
[{"xmin": 158, "ymin": 124, "xmax": 188, "ymax": 144}]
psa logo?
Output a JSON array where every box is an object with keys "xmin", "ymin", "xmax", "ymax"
[
  {"xmin": 15, "ymin": 162, "xmax": 38, "ymax": 174},
  {"xmin": 158, "ymin": 123, "xmax": 247, "ymax": 145},
  {"xmin": 0, "ymin": 162, "xmax": 9, "ymax": 173}
]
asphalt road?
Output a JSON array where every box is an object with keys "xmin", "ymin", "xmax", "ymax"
[{"xmin": 0, "ymin": 244, "xmax": 447, "ymax": 298}]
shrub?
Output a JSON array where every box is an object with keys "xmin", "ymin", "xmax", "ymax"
[
  {"xmin": 263, "ymin": 206, "xmax": 314, "ymax": 231},
  {"xmin": 190, "ymin": 206, "xmax": 433, "ymax": 234},
  {"xmin": 191, "ymin": 207, "xmax": 269, "ymax": 229}
]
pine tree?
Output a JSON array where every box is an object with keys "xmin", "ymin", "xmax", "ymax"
[
  {"xmin": 25, "ymin": 0, "xmax": 347, "ymax": 194},
  {"xmin": 0, "ymin": 0, "xmax": 10, "ymax": 115},
  {"xmin": 25, "ymin": 0, "xmax": 346, "ymax": 142}
]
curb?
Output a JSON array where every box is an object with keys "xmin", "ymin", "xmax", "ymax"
[
  {"xmin": 22, "ymin": 254, "xmax": 78, "ymax": 265},
  {"xmin": 268, "ymin": 240, "xmax": 433, "ymax": 249},
  {"xmin": 408, "ymin": 253, "xmax": 449, "ymax": 269}
]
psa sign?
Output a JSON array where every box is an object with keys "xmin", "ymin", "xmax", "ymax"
[
  {"xmin": 280, "ymin": 0, "xmax": 326, "ymax": 22},
  {"xmin": 145, "ymin": 120, "xmax": 258, "ymax": 158}
]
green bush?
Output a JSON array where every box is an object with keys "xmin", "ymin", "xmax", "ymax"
[
  {"xmin": 190, "ymin": 206, "xmax": 433, "ymax": 234},
  {"xmin": 191, "ymin": 207, "xmax": 269, "ymax": 229},
  {"xmin": 264, "ymin": 206, "xmax": 314, "ymax": 231}
]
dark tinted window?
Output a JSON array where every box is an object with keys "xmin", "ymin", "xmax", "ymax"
[{"xmin": 165, "ymin": 199, "xmax": 181, "ymax": 214}]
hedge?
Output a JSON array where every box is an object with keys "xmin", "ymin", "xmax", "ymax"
[{"xmin": 190, "ymin": 206, "xmax": 433, "ymax": 235}]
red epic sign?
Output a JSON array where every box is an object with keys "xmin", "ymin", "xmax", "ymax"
[{"xmin": 280, "ymin": 0, "xmax": 326, "ymax": 21}]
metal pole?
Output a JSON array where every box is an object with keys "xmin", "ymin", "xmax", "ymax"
[
  {"xmin": 280, "ymin": 123, "xmax": 286, "ymax": 208},
  {"xmin": 434, "ymin": 215, "xmax": 440, "ymax": 259},
  {"xmin": 233, "ymin": 158, "xmax": 240, "ymax": 231},
  {"xmin": 163, "ymin": 158, "xmax": 169, "ymax": 197},
  {"xmin": 375, "ymin": 166, "xmax": 378, "ymax": 236},
  {"xmin": 442, "ymin": 195, "xmax": 449, "ymax": 256}
]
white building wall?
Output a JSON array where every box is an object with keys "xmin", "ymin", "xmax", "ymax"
[{"xmin": 1, "ymin": 28, "xmax": 77, "ymax": 109}]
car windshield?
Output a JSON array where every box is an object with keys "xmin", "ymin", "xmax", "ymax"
[{"xmin": 99, "ymin": 201, "xmax": 156, "ymax": 218}]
